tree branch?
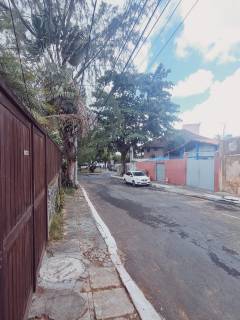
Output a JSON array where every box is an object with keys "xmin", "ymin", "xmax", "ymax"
[
  {"xmin": 10, "ymin": 0, "xmax": 37, "ymax": 36},
  {"xmin": 0, "ymin": 1, "xmax": 8, "ymax": 10}
]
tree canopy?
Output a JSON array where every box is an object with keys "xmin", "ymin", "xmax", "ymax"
[
  {"xmin": 0, "ymin": 0, "xmax": 179, "ymax": 181},
  {"xmin": 92, "ymin": 65, "xmax": 179, "ymax": 173}
]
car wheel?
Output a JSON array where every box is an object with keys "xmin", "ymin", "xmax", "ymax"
[{"xmin": 132, "ymin": 180, "xmax": 136, "ymax": 187}]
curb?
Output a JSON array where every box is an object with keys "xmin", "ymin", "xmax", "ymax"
[
  {"xmin": 81, "ymin": 186, "xmax": 164, "ymax": 320},
  {"xmin": 151, "ymin": 183, "xmax": 240, "ymax": 207},
  {"xmin": 111, "ymin": 175, "xmax": 123, "ymax": 180}
]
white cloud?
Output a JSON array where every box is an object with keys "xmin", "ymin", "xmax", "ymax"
[
  {"xmin": 176, "ymin": 0, "xmax": 240, "ymax": 63},
  {"xmin": 104, "ymin": 0, "xmax": 124, "ymax": 7},
  {"xmin": 133, "ymin": 41, "xmax": 151, "ymax": 73},
  {"xmin": 172, "ymin": 69, "xmax": 214, "ymax": 97},
  {"xmin": 179, "ymin": 68, "xmax": 240, "ymax": 137}
]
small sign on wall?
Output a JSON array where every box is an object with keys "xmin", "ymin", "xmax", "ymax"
[{"xmin": 24, "ymin": 150, "xmax": 30, "ymax": 156}]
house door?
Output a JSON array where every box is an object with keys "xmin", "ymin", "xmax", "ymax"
[
  {"xmin": 187, "ymin": 158, "xmax": 215, "ymax": 191},
  {"xmin": 156, "ymin": 163, "xmax": 165, "ymax": 182}
]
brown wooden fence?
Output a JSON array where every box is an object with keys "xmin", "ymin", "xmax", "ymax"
[{"xmin": 0, "ymin": 79, "xmax": 61, "ymax": 320}]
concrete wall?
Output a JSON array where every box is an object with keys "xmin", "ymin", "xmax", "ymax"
[
  {"xmin": 136, "ymin": 161, "xmax": 156, "ymax": 180},
  {"xmin": 165, "ymin": 159, "xmax": 186, "ymax": 186},
  {"xmin": 136, "ymin": 153, "xmax": 221, "ymax": 191}
]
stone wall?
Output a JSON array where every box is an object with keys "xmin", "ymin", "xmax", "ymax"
[
  {"xmin": 222, "ymin": 155, "xmax": 240, "ymax": 196},
  {"xmin": 47, "ymin": 174, "xmax": 60, "ymax": 226},
  {"xmin": 220, "ymin": 137, "xmax": 240, "ymax": 196}
]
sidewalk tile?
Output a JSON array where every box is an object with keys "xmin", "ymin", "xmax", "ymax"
[
  {"xmin": 93, "ymin": 287, "xmax": 135, "ymax": 319},
  {"xmin": 90, "ymin": 266, "xmax": 121, "ymax": 290}
]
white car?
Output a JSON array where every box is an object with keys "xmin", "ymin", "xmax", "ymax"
[{"xmin": 123, "ymin": 170, "xmax": 150, "ymax": 186}]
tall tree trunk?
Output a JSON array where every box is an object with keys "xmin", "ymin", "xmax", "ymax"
[
  {"xmin": 74, "ymin": 137, "xmax": 78, "ymax": 186},
  {"xmin": 67, "ymin": 158, "xmax": 75, "ymax": 185},
  {"xmin": 61, "ymin": 121, "xmax": 78, "ymax": 188},
  {"xmin": 120, "ymin": 150, "xmax": 128, "ymax": 175}
]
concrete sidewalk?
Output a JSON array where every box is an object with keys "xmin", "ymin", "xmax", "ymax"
[
  {"xmin": 111, "ymin": 175, "xmax": 240, "ymax": 206},
  {"xmin": 28, "ymin": 189, "xmax": 139, "ymax": 320}
]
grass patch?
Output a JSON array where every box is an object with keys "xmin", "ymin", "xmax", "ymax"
[
  {"xmin": 49, "ymin": 188, "xmax": 65, "ymax": 241},
  {"xmin": 49, "ymin": 210, "xmax": 64, "ymax": 241},
  {"xmin": 63, "ymin": 187, "xmax": 75, "ymax": 195}
]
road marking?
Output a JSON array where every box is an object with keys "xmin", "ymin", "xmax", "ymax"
[
  {"xmin": 218, "ymin": 213, "xmax": 240, "ymax": 221},
  {"xmin": 197, "ymin": 207, "xmax": 240, "ymax": 221},
  {"xmin": 81, "ymin": 186, "xmax": 164, "ymax": 320}
]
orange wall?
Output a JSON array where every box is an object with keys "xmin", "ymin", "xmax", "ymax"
[
  {"xmin": 165, "ymin": 159, "xmax": 186, "ymax": 186},
  {"xmin": 136, "ymin": 161, "xmax": 156, "ymax": 180}
]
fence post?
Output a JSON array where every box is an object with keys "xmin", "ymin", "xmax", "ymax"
[
  {"xmin": 31, "ymin": 124, "xmax": 37, "ymax": 292},
  {"xmin": 45, "ymin": 137, "xmax": 48, "ymax": 241}
]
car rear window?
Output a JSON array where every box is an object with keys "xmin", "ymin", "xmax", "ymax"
[{"xmin": 133, "ymin": 171, "xmax": 145, "ymax": 176}]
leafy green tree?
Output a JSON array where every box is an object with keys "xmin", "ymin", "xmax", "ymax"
[
  {"xmin": 78, "ymin": 127, "xmax": 111, "ymax": 170},
  {"xmin": 93, "ymin": 65, "xmax": 179, "ymax": 174},
  {"xmin": 0, "ymin": 0, "xmax": 157, "ymax": 186},
  {"xmin": 0, "ymin": 0, "xmax": 172, "ymax": 183}
]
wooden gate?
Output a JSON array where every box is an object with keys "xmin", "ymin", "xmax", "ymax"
[
  {"xmin": 0, "ymin": 95, "xmax": 33, "ymax": 320},
  {"xmin": 0, "ymin": 80, "xmax": 61, "ymax": 320}
]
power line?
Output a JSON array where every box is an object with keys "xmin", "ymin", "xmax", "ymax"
[
  {"xmin": 74, "ymin": 0, "xmax": 137, "ymax": 80},
  {"xmin": 122, "ymin": 0, "xmax": 163, "ymax": 73},
  {"xmin": 131, "ymin": 0, "xmax": 172, "ymax": 65},
  {"xmin": 94, "ymin": 0, "xmax": 147, "ymax": 105},
  {"xmin": 80, "ymin": 0, "xmax": 98, "ymax": 87},
  {"xmin": 137, "ymin": 0, "xmax": 183, "ymax": 68},
  {"xmin": 99, "ymin": 0, "xmax": 164, "ymax": 109},
  {"xmin": 7, "ymin": 0, "xmax": 32, "ymax": 110},
  {"xmin": 112, "ymin": 0, "xmax": 148, "ymax": 70},
  {"xmin": 148, "ymin": 0, "xmax": 200, "ymax": 71}
]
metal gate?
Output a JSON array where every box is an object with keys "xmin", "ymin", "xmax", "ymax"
[
  {"xmin": 187, "ymin": 158, "xmax": 215, "ymax": 191},
  {"xmin": 156, "ymin": 163, "xmax": 165, "ymax": 182}
]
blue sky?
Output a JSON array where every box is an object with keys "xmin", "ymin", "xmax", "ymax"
[{"xmin": 107, "ymin": 0, "xmax": 240, "ymax": 137}]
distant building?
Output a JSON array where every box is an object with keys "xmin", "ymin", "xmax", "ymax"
[
  {"xmin": 143, "ymin": 129, "xmax": 218, "ymax": 160},
  {"xmin": 166, "ymin": 130, "xmax": 218, "ymax": 159},
  {"xmin": 143, "ymin": 138, "xmax": 166, "ymax": 159}
]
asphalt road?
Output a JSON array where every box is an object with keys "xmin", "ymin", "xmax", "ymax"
[{"xmin": 80, "ymin": 173, "xmax": 240, "ymax": 320}]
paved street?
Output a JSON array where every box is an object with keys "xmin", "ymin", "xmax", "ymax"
[{"xmin": 80, "ymin": 173, "xmax": 240, "ymax": 320}]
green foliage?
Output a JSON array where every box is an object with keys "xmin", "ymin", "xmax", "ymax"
[
  {"xmin": 78, "ymin": 128, "xmax": 110, "ymax": 165},
  {"xmin": 0, "ymin": 0, "xmax": 178, "ymax": 178},
  {"xmin": 55, "ymin": 188, "xmax": 65, "ymax": 213},
  {"xmin": 49, "ymin": 188, "xmax": 65, "ymax": 241},
  {"xmin": 63, "ymin": 186, "xmax": 75, "ymax": 195},
  {"xmin": 49, "ymin": 210, "xmax": 64, "ymax": 241},
  {"xmin": 0, "ymin": 52, "xmax": 44, "ymax": 112},
  {"xmin": 93, "ymin": 65, "xmax": 179, "ymax": 169}
]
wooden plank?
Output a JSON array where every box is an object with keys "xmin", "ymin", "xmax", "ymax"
[{"xmin": 0, "ymin": 80, "xmax": 61, "ymax": 320}]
